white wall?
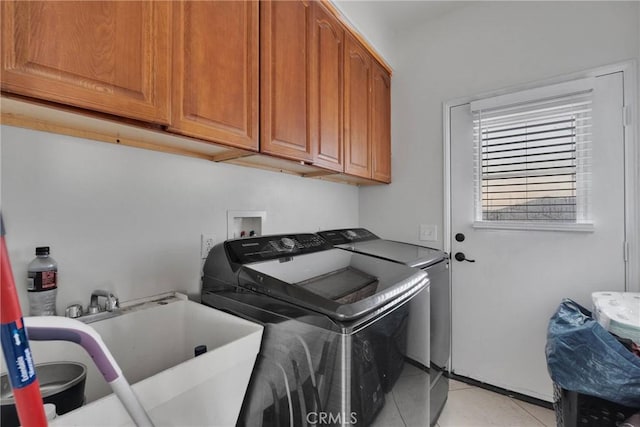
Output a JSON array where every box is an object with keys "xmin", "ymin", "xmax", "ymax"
[
  {"xmin": 358, "ymin": 1, "xmax": 640, "ymax": 248},
  {"xmin": 0, "ymin": 125, "xmax": 358, "ymax": 314},
  {"xmin": 332, "ymin": 0, "xmax": 399, "ymax": 67},
  {"xmin": 637, "ymin": 2, "xmax": 640, "ymax": 275}
]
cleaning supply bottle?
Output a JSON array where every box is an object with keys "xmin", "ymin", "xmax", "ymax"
[{"xmin": 27, "ymin": 246, "xmax": 58, "ymax": 316}]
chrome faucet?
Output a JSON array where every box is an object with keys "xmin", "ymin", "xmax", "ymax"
[
  {"xmin": 64, "ymin": 290, "xmax": 121, "ymax": 323},
  {"xmin": 90, "ymin": 290, "xmax": 119, "ymax": 312}
]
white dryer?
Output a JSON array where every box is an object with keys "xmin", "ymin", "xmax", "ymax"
[{"xmin": 318, "ymin": 228, "xmax": 450, "ymax": 426}]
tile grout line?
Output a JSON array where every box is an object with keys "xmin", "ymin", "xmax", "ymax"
[
  {"xmin": 511, "ymin": 397, "xmax": 552, "ymax": 427},
  {"xmin": 390, "ymin": 389, "xmax": 409, "ymax": 427},
  {"xmin": 448, "ymin": 385, "xmax": 475, "ymax": 392},
  {"xmin": 448, "ymin": 379, "xmax": 476, "ymax": 392}
]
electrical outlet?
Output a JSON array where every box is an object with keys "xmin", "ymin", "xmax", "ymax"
[
  {"xmin": 201, "ymin": 234, "xmax": 215, "ymax": 259},
  {"xmin": 419, "ymin": 224, "xmax": 437, "ymax": 241}
]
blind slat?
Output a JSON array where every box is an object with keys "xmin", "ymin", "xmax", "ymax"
[
  {"xmin": 483, "ymin": 187, "xmax": 576, "ymax": 195},
  {"xmin": 478, "ymin": 134, "xmax": 578, "ymax": 148},
  {"xmin": 482, "ymin": 181, "xmax": 575, "ymax": 188},
  {"xmin": 484, "ymin": 195, "xmax": 575, "ymax": 202},
  {"xmin": 485, "ymin": 150, "xmax": 577, "ymax": 161},
  {"xmin": 481, "ymin": 126, "xmax": 575, "ymax": 142},
  {"xmin": 484, "ymin": 142, "xmax": 577, "ymax": 155},
  {"xmin": 478, "ymin": 118, "xmax": 574, "ymax": 133},
  {"xmin": 483, "ymin": 155, "xmax": 576, "ymax": 167},
  {"xmin": 483, "ymin": 165, "xmax": 578, "ymax": 175},
  {"xmin": 482, "ymin": 172, "xmax": 580, "ymax": 181}
]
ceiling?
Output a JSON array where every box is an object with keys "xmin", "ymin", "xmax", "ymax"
[{"xmin": 342, "ymin": 1, "xmax": 469, "ymax": 33}]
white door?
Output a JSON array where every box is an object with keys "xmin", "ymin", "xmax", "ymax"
[{"xmin": 449, "ymin": 72, "xmax": 626, "ymax": 401}]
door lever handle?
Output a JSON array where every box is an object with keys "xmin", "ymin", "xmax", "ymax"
[{"xmin": 454, "ymin": 252, "xmax": 475, "ymax": 263}]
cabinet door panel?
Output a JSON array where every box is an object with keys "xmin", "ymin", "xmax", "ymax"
[
  {"xmin": 170, "ymin": 1, "xmax": 258, "ymax": 151},
  {"xmin": 344, "ymin": 35, "xmax": 371, "ymax": 178},
  {"xmin": 261, "ymin": 0, "xmax": 313, "ymax": 161},
  {"xmin": 371, "ymin": 63, "xmax": 391, "ymax": 183},
  {"xmin": 310, "ymin": 3, "xmax": 344, "ymax": 171},
  {"xmin": 1, "ymin": 1, "xmax": 170, "ymax": 124}
]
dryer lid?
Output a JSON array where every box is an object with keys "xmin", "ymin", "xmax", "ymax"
[{"xmin": 344, "ymin": 239, "xmax": 447, "ymax": 269}]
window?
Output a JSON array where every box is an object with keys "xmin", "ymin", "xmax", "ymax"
[{"xmin": 471, "ymin": 80, "xmax": 593, "ymax": 228}]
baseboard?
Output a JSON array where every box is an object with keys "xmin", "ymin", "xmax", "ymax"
[{"xmin": 448, "ymin": 373, "xmax": 554, "ymax": 410}]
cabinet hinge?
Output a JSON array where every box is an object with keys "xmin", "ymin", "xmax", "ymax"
[
  {"xmin": 622, "ymin": 105, "xmax": 632, "ymax": 127},
  {"xmin": 623, "ymin": 241, "xmax": 629, "ymax": 262}
]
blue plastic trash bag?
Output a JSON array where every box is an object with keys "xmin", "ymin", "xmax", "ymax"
[{"xmin": 546, "ymin": 299, "xmax": 640, "ymax": 408}]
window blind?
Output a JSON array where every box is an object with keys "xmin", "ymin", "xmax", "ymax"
[{"xmin": 473, "ymin": 91, "xmax": 593, "ymax": 224}]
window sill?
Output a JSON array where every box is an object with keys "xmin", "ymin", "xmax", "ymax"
[{"xmin": 473, "ymin": 221, "xmax": 595, "ymax": 233}]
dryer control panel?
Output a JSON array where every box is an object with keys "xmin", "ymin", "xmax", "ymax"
[
  {"xmin": 225, "ymin": 234, "xmax": 332, "ymax": 264},
  {"xmin": 317, "ymin": 228, "xmax": 379, "ymax": 245}
]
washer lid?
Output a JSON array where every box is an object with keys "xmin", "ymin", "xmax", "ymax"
[
  {"xmin": 238, "ymin": 249, "xmax": 428, "ymax": 322},
  {"xmin": 343, "ymin": 239, "xmax": 447, "ymax": 269}
]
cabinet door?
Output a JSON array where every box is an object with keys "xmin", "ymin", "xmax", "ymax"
[
  {"xmin": 170, "ymin": 1, "xmax": 259, "ymax": 151},
  {"xmin": 310, "ymin": 2, "xmax": 344, "ymax": 172},
  {"xmin": 371, "ymin": 62, "xmax": 391, "ymax": 183},
  {"xmin": 260, "ymin": 0, "xmax": 313, "ymax": 162},
  {"xmin": 343, "ymin": 35, "xmax": 372, "ymax": 178},
  {"xmin": 1, "ymin": 1, "xmax": 170, "ymax": 124}
]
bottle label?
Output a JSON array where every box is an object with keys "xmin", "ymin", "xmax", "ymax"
[
  {"xmin": 0, "ymin": 320, "xmax": 37, "ymax": 389},
  {"xmin": 28, "ymin": 271, "xmax": 57, "ymax": 291}
]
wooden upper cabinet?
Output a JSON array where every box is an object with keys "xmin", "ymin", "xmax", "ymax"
[
  {"xmin": 1, "ymin": 0, "xmax": 391, "ymax": 183},
  {"xmin": 1, "ymin": 1, "xmax": 170, "ymax": 124},
  {"xmin": 170, "ymin": 1, "xmax": 259, "ymax": 151},
  {"xmin": 371, "ymin": 62, "xmax": 391, "ymax": 183},
  {"xmin": 310, "ymin": 2, "xmax": 344, "ymax": 172},
  {"xmin": 343, "ymin": 34, "xmax": 372, "ymax": 179},
  {"xmin": 260, "ymin": 0, "xmax": 313, "ymax": 162}
]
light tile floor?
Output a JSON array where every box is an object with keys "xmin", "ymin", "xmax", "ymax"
[
  {"xmin": 374, "ymin": 364, "xmax": 557, "ymax": 427},
  {"xmin": 437, "ymin": 379, "xmax": 556, "ymax": 427}
]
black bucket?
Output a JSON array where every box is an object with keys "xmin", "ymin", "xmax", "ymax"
[{"xmin": 1, "ymin": 361, "xmax": 86, "ymax": 426}]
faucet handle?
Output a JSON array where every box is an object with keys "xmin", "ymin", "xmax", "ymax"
[
  {"xmin": 65, "ymin": 304, "xmax": 83, "ymax": 318},
  {"xmin": 90, "ymin": 289, "xmax": 119, "ymax": 312},
  {"xmin": 105, "ymin": 296, "xmax": 119, "ymax": 311}
]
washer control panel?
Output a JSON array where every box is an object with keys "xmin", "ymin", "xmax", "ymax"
[{"xmin": 226, "ymin": 234, "xmax": 331, "ymax": 264}]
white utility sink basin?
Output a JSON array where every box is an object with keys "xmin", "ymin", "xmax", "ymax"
[{"xmin": 25, "ymin": 293, "xmax": 262, "ymax": 426}]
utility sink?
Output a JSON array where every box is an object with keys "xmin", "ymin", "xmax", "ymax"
[{"xmin": 24, "ymin": 293, "xmax": 262, "ymax": 426}]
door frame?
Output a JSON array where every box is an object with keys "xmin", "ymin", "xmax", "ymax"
[{"xmin": 443, "ymin": 60, "xmax": 639, "ymax": 292}]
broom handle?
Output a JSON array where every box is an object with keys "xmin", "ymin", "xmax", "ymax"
[{"xmin": 0, "ymin": 213, "xmax": 47, "ymax": 426}]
